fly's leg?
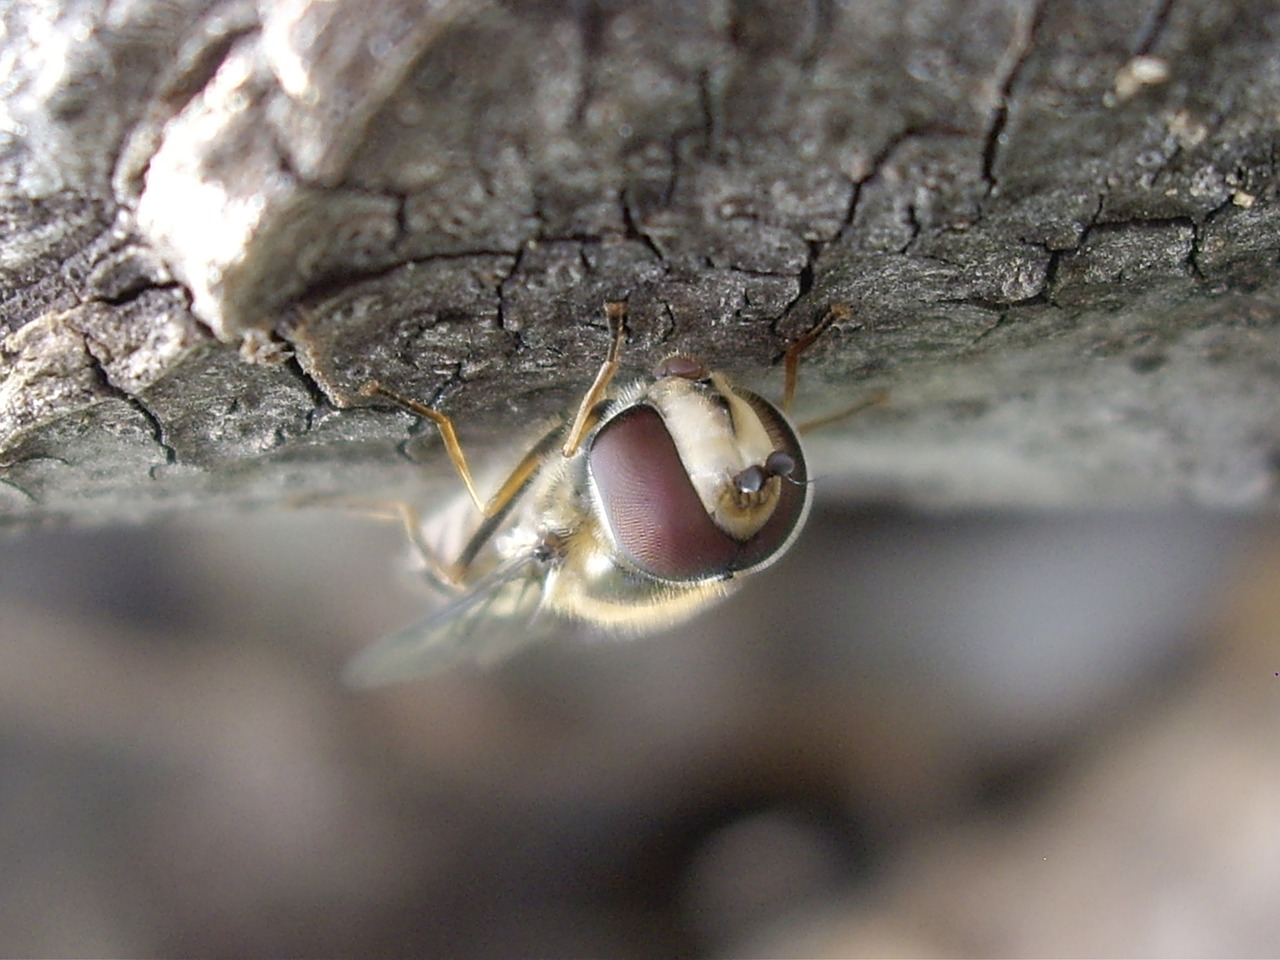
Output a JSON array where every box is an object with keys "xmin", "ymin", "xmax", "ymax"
[
  {"xmin": 561, "ymin": 300, "xmax": 628, "ymax": 457},
  {"xmin": 358, "ymin": 380, "xmax": 564, "ymax": 584},
  {"xmin": 781, "ymin": 304, "xmax": 887, "ymax": 432},
  {"xmin": 781, "ymin": 303, "xmax": 850, "ymax": 415},
  {"xmin": 359, "ymin": 380, "xmax": 567, "ymax": 529},
  {"xmin": 288, "ymin": 493, "xmax": 463, "ymax": 591},
  {"xmin": 359, "ymin": 381, "xmax": 488, "ymax": 514},
  {"xmin": 358, "ymin": 300, "xmax": 625, "ymax": 582},
  {"xmin": 795, "ymin": 391, "xmax": 887, "ymax": 434}
]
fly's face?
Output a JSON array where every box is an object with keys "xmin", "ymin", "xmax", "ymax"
[
  {"xmin": 344, "ymin": 302, "xmax": 847, "ymax": 686},
  {"xmin": 585, "ymin": 364, "xmax": 810, "ymax": 586}
]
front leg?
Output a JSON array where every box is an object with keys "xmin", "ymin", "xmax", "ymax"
[
  {"xmin": 561, "ymin": 300, "xmax": 629, "ymax": 458},
  {"xmin": 289, "ymin": 494, "xmax": 463, "ymax": 592},
  {"xmin": 358, "ymin": 381, "xmax": 489, "ymax": 515}
]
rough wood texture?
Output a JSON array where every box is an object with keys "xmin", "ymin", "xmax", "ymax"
[{"xmin": 1, "ymin": 0, "xmax": 1278, "ymax": 522}]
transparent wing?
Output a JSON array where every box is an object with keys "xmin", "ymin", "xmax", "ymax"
[{"xmin": 343, "ymin": 550, "xmax": 560, "ymax": 687}]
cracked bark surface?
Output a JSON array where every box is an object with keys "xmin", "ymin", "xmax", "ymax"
[{"xmin": 2, "ymin": 0, "xmax": 1279, "ymax": 523}]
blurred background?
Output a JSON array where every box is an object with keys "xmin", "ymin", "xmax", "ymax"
[{"xmin": 0, "ymin": 501, "xmax": 1278, "ymax": 957}]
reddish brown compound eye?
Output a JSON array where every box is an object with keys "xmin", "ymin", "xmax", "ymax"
[
  {"xmin": 653, "ymin": 354, "xmax": 709, "ymax": 381},
  {"xmin": 588, "ymin": 405, "xmax": 739, "ymax": 581},
  {"xmin": 587, "ymin": 398, "xmax": 813, "ymax": 582}
]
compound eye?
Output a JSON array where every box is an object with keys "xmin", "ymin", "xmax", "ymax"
[
  {"xmin": 653, "ymin": 354, "xmax": 709, "ymax": 381},
  {"xmin": 588, "ymin": 405, "xmax": 738, "ymax": 581}
]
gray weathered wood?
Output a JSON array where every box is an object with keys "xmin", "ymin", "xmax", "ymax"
[{"xmin": 2, "ymin": 0, "xmax": 1279, "ymax": 522}]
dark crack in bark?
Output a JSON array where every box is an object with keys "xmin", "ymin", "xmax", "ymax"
[{"xmin": 980, "ymin": 0, "xmax": 1049, "ymax": 197}]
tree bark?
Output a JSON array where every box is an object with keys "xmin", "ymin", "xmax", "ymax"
[{"xmin": 2, "ymin": 0, "xmax": 1279, "ymax": 522}]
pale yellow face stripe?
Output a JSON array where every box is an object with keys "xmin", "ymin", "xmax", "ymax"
[{"xmin": 645, "ymin": 374, "xmax": 779, "ymax": 542}]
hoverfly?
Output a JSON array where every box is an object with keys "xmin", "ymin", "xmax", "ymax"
[{"xmin": 344, "ymin": 302, "xmax": 857, "ymax": 686}]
